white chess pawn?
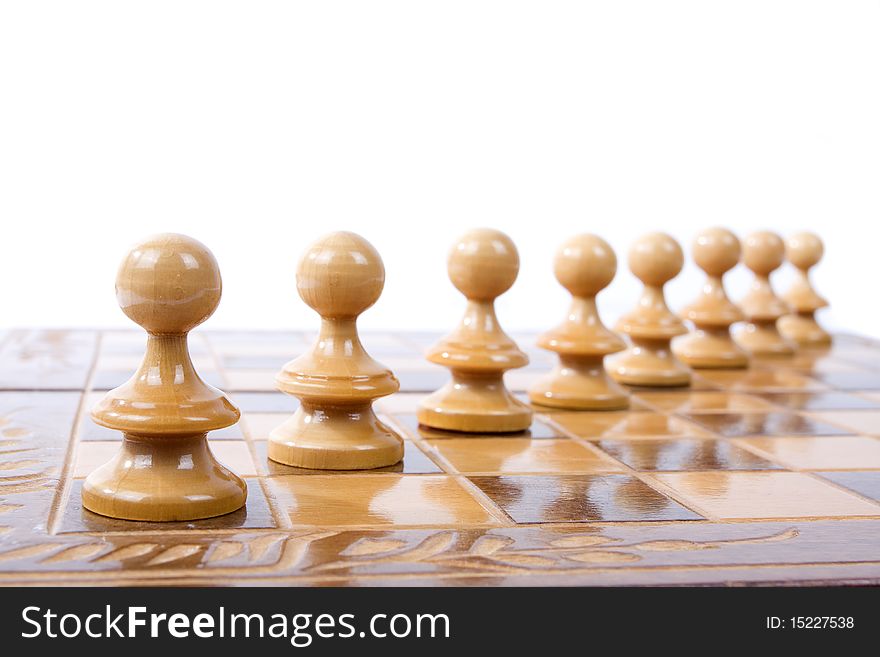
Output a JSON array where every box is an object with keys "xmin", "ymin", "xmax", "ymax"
[
  {"xmin": 529, "ymin": 234, "xmax": 629, "ymax": 410},
  {"xmin": 417, "ymin": 228, "xmax": 532, "ymax": 433},
  {"xmin": 673, "ymin": 227, "xmax": 749, "ymax": 368},
  {"xmin": 269, "ymin": 231, "xmax": 404, "ymax": 470},
  {"xmin": 734, "ymin": 231, "xmax": 796, "ymax": 356},
  {"xmin": 606, "ymin": 232, "xmax": 691, "ymax": 387},
  {"xmin": 84, "ymin": 234, "xmax": 247, "ymax": 521},
  {"xmin": 778, "ymin": 232, "xmax": 831, "ymax": 346}
]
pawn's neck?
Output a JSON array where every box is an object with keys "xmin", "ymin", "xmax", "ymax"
[
  {"xmin": 700, "ymin": 274, "xmax": 730, "ymax": 302},
  {"xmin": 136, "ymin": 333, "xmax": 201, "ymax": 388},
  {"xmin": 638, "ymin": 284, "xmax": 671, "ymax": 314},
  {"xmin": 314, "ymin": 317, "xmax": 369, "ymax": 359},
  {"xmin": 566, "ymin": 296, "xmax": 601, "ymax": 328},
  {"xmin": 459, "ymin": 299, "xmax": 501, "ymax": 336},
  {"xmin": 750, "ymin": 271, "xmax": 774, "ymax": 294}
]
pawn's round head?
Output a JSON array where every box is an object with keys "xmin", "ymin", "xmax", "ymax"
[
  {"xmin": 786, "ymin": 232, "xmax": 824, "ymax": 271},
  {"xmin": 743, "ymin": 230, "xmax": 785, "ymax": 275},
  {"xmin": 297, "ymin": 231, "xmax": 385, "ymax": 318},
  {"xmin": 554, "ymin": 234, "xmax": 616, "ymax": 297},
  {"xmin": 628, "ymin": 232, "xmax": 683, "ymax": 286},
  {"xmin": 692, "ymin": 227, "xmax": 741, "ymax": 276},
  {"xmin": 116, "ymin": 233, "xmax": 222, "ymax": 335},
  {"xmin": 447, "ymin": 228, "xmax": 519, "ymax": 300}
]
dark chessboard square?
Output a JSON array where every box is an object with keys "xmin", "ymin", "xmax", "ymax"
[
  {"xmin": 252, "ymin": 440, "xmax": 444, "ymax": 476},
  {"xmin": 816, "ymin": 472, "xmax": 880, "ymax": 503},
  {"xmin": 57, "ymin": 480, "xmax": 278, "ymax": 534},
  {"xmin": 813, "ymin": 372, "xmax": 880, "ymax": 391},
  {"xmin": 468, "ymin": 474, "xmax": 702, "ymax": 523},
  {"xmin": 680, "ymin": 412, "xmax": 852, "ymax": 437},
  {"xmin": 753, "ymin": 392, "xmax": 880, "ymax": 411},
  {"xmin": 394, "ymin": 413, "xmax": 564, "ymax": 440},
  {"xmin": 596, "ymin": 439, "xmax": 781, "ymax": 472}
]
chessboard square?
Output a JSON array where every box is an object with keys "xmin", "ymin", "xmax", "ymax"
[
  {"xmin": 230, "ymin": 392, "xmax": 298, "ymax": 413},
  {"xmin": 73, "ymin": 441, "xmax": 118, "ymax": 478},
  {"xmin": 814, "ymin": 372, "xmax": 880, "ymax": 391},
  {"xmin": 815, "ymin": 472, "xmax": 880, "ymax": 503},
  {"xmin": 596, "ymin": 439, "xmax": 780, "ymax": 472},
  {"xmin": 627, "ymin": 374, "xmax": 720, "ymax": 393},
  {"xmin": 634, "ymin": 391, "xmax": 777, "ymax": 414},
  {"xmin": 735, "ymin": 436, "xmax": 880, "ymax": 470},
  {"xmin": 223, "ymin": 369, "xmax": 278, "ymax": 392},
  {"xmin": 267, "ymin": 474, "xmax": 499, "ymax": 527},
  {"xmin": 99, "ymin": 330, "xmax": 146, "ymax": 353},
  {"xmin": 425, "ymin": 438, "xmax": 623, "ymax": 475},
  {"xmin": 468, "ymin": 474, "xmax": 702, "ymax": 523},
  {"xmin": 377, "ymin": 356, "xmax": 438, "ymax": 372},
  {"xmin": 376, "ymin": 392, "xmax": 424, "ymax": 414},
  {"xmin": 654, "ymin": 471, "xmax": 880, "ymax": 519},
  {"xmin": 807, "ymin": 411, "xmax": 880, "ymax": 436},
  {"xmin": 753, "ymin": 392, "xmax": 880, "ymax": 411},
  {"xmin": 503, "ymin": 370, "xmax": 541, "ymax": 393},
  {"xmin": 252, "ymin": 440, "xmax": 442, "ymax": 476},
  {"xmin": 210, "ymin": 441, "xmax": 258, "ymax": 477},
  {"xmin": 396, "ymin": 371, "xmax": 448, "ymax": 393},
  {"xmin": 751, "ymin": 353, "xmax": 863, "ymax": 374},
  {"xmin": 681, "ymin": 412, "xmax": 851, "ymax": 437},
  {"xmin": 551, "ymin": 411, "xmax": 712, "ymax": 440},
  {"xmin": 394, "ymin": 413, "xmax": 564, "ymax": 440},
  {"xmin": 697, "ymin": 370, "xmax": 826, "ymax": 392},
  {"xmin": 57, "ymin": 479, "xmax": 278, "ymax": 533},
  {"xmin": 241, "ymin": 412, "xmax": 289, "ymax": 441},
  {"xmin": 220, "ymin": 355, "xmax": 289, "ymax": 370}
]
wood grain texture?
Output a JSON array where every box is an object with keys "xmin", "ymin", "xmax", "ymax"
[{"xmin": 0, "ymin": 329, "xmax": 879, "ymax": 587}]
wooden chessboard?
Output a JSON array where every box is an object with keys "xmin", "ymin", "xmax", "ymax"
[{"xmin": 1, "ymin": 328, "xmax": 880, "ymax": 586}]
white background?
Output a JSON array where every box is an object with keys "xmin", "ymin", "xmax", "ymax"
[{"xmin": 1, "ymin": 1, "xmax": 878, "ymax": 336}]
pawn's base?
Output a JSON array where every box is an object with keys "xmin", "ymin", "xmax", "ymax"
[
  {"xmin": 82, "ymin": 433, "xmax": 247, "ymax": 522},
  {"xmin": 606, "ymin": 338, "xmax": 691, "ymax": 387},
  {"xmin": 673, "ymin": 327, "xmax": 749, "ymax": 369},
  {"xmin": 778, "ymin": 313, "xmax": 832, "ymax": 347},
  {"xmin": 418, "ymin": 371, "xmax": 532, "ymax": 433},
  {"xmin": 269, "ymin": 402, "xmax": 403, "ymax": 470},
  {"xmin": 735, "ymin": 321, "xmax": 796, "ymax": 356},
  {"xmin": 529, "ymin": 355, "xmax": 629, "ymax": 410}
]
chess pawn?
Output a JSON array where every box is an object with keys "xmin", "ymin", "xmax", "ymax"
[
  {"xmin": 528, "ymin": 234, "xmax": 629, "ymax": 410},
  {"xmin": 83, "ymin": 234, "xmax": 247, "ymax": 521},
  {"xmin": 672, "ymin": 228, "xmax": 749, "ymax": 369},
  {"xmin": 733, "ymin": 231, "xmax": 796, "ymax": 356},
  {"xmin": 606, "ymin": 232, "xmax": 691, "ymax": 387},
  {"xmin": 778, "ymin": 232, "xmax": 831, "ymax": 346},
  {"xmin": 417, "ymin": 228, "xmax": 532, "ymax": 433},
  {"xmin": 269, "ymin": 232, "xmax": 404, "ymax": 470}
]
